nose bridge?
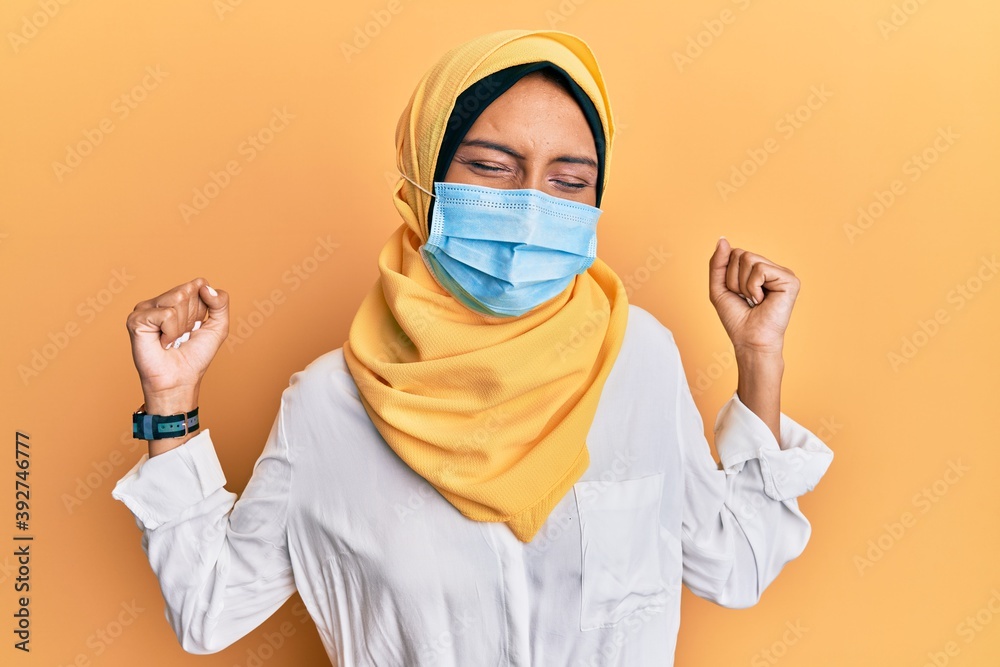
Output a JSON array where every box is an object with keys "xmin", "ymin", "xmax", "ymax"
[{"xmin": 521, "ymin": 158, "xmax": 548, "ymax": 192}]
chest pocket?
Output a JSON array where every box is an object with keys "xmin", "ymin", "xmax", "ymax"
[{"xmin": 573, "ymin": 472, "xmax": 669, "ymax": 631}]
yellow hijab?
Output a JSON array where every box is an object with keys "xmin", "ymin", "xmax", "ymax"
[{"xmin": 343, "ymin": 29, "xmax": 628, "ymax": 543}]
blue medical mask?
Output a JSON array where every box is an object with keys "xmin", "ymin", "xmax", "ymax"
[{"xmin": 402, "ymin": 176, "xmax": 601, "ymax": 318}]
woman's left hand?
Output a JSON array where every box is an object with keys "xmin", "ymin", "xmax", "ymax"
[{"xmin": 708, "ymin": 237, "xmax": 800, "ymax": 356}]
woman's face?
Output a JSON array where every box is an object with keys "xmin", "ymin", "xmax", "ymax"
[{"xmin": 442, "ymin": 72, "xmax": 600, "ymax": 207}]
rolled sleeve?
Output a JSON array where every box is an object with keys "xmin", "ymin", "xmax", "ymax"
[
  {"xmin": 714, "ymin": 391, "xmax": 834, "ymax": 501},
  {"xmin": 111, "ymin": 428, "xmax": 227, "ymax": 530}
]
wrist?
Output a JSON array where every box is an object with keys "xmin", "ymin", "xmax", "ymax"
[
  {"xmin": 734, "ymin": 345, "xmax": 784, "ymax": 366},
  {"xmin": 734, "ymin": 348, "xmax": 783, "ymax": 403},
  {"xmin": 735, "ymin": 352, "xmax": 784, "ymax": 389},
  {"xmin": 734, "ymin": 356, "xmax": 783, "ymax": 446},
  {"xmin": 143, "ymin": 386, "xmax": 200, "ymax": 415}
]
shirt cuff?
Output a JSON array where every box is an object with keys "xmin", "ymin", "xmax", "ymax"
[
  {"xmin": 111, "ymin": 428, "xmax": 227, "ymax": 530},
  {"xmin": 713, "ymin": 391, "xmax": 834, "ymax": 501}
]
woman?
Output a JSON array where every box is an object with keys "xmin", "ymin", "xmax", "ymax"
[{"xmin": 114, "ymin": 29, "xmax": 833, "ymax": 666}]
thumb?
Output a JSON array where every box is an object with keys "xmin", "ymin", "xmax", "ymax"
[
  {"xmin": 708, "ymin": 236, "xmax": 732, "ymax": 301},
  {"xmin": 197, "ymin": 283, "xmax": 229, "ymax": 338}
]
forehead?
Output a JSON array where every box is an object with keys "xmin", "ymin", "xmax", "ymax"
[
  {"xmin": 478, "ymin": 72, "xmax": 582, "ymax": 118},
  {"xmin": 465, "ymin": 74, "xmax": 596, "ymax": 151}
]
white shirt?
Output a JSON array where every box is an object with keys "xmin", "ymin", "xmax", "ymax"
[{"xmin": 112, "ymin": 304, "xmax": 834, "ymax": 666}]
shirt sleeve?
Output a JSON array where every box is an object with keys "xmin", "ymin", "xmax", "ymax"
[
  {"xmin": 672, "ymin": 343, "xmax": 834, "ymax": 609},
  {"xmin": 111, "ymin": 392, "xmax": 297, "ymax": 654}
]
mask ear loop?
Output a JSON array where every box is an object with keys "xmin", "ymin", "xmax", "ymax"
[
  {"xmin": 399, "ymin": 170, "xmax": 442, "ymax": 241},
  {"xmin": 398, "ymin": 170, "xmax": 435, "ymax": 198}
]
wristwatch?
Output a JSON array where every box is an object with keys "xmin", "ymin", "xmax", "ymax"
[{"xmin": 132, "ymin": 403, "xmax": 200, "ymax": 440}]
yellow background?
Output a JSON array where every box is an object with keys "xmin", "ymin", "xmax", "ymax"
[{"xmin": 2, "ymin": 0, "xmax": 998, "ymax": 665}]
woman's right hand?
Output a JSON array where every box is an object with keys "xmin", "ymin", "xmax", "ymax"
[{"xmin": 125, "ymin": 278, "xmax": 229, "ymax": 415}]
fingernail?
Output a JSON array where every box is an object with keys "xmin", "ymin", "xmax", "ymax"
[
  {"xmin": 170, "ymin": 338, "xmax": 181, "ymax": 348},
  {"xmin": 177, "ymin": 331, "xmax": 191, "ymax": 345},
  {"xmin": 207, "ymin": 285, "xmax": 218, "ymax": 297},
  {"xmin": 751, "ymin": 296, "xmax": 759, "ymax": 305},
  {"xmin": 745, "ymin": 296, "xmax": 754, "ymax": 308},
  {"xmin": 193, "ymin": 320, "xmax": 202, "ymax": 331}
]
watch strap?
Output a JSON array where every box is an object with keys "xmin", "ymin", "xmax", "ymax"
[{"xmin": 133, "ymin": 403, "xmax": 200, "ymax": 440}]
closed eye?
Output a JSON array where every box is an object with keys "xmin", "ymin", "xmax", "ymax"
[{"xmin": 470, "ymin": 162, "xmax": 506, "ymax": 172}]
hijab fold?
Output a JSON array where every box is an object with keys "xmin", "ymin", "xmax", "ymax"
[{"xmin": 343, "ymin": 29, "xmax": 629, "ymax": 543}]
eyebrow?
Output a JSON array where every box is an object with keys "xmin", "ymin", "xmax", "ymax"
[{"xmin": 459, "ymin": 139, "xmax": 598, "ymax": 169}]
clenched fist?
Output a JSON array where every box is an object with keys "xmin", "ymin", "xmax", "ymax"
[
  {"xmin": 125, "ymin": 278, "xmax": 229, "ymax": 433},
  {"xmin": 708, "ymin": 237, "xmax": 800, "ymax": 356}
]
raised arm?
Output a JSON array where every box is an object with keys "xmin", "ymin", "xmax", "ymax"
[
  {"xmin": 672, "ymin": 237, "xmax": 834, "ymax": 607},
  {"xmin": 114, "ymin": 277, "xmax": 297, "ymax": 652}
]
